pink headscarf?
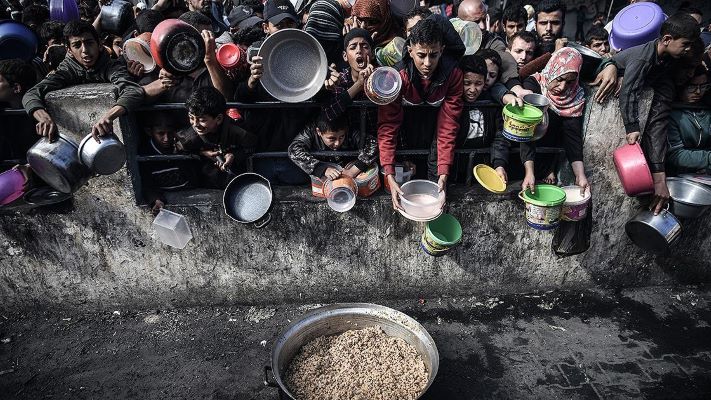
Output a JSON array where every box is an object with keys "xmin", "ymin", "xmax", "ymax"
[{"xmin": 533, "ymin": 47, "xmax": 585, "ymax": 118}]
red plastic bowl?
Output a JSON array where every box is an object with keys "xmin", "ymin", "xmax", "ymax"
[
  {"xmin": 216, "ymin": 43, "xmax": 246, "ymax": 69},
  {"xmin": 613, "ymin": 142, "xmax": 654, "ymax": 196}
]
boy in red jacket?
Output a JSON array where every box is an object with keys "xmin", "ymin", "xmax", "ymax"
[{"xmin": 378, "ymin": 18, "xmax": 464, "ymax": 210}]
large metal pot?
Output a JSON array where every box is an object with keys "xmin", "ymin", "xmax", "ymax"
[
  {"xmin": 565, "ymin": 42, "xmax": 602, "ymax": 82},
  {"xmin": 625, "ymin": 209, "xmax": 682, "ymax": 254},
  {"xmin": 150, "ymin": 19, "xmax": 205, "ymax": 75},
  {"xmin": 265, "ymin": 303, "xmax": 439, "ymax": 400},
  {"xmin": 26, "ymin": 134, "xmax": 92, "ymax": 194},
  {"xmin": 666, "ymin": 177, "xmax": 711, "ymax": 219},
  {"xmin": 78, "ymin": 133, "xmax": 126, "ymax": 175},
  {"xmin": 523, "ymin": 93, "xmax": 549, "ymax": 141},
  {"xmin": 223, "ymin": 172, "xmax": 273, "ymax": 228},
  {"xmin": 100, "ymin": 0, "xmax": 134, "ymax": 35}
]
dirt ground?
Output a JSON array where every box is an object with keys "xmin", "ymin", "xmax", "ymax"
[{"xmin": 1, "ymin": 286, "xmax": 710, "ymax": 399}]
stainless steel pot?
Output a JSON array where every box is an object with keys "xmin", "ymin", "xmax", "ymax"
[
  {"xmin": 264, "ymin": 303, "xmax": 439, "ymax": 400},
  {"xmin": 523, "ymin": 93, "xmax": 549, "ymax": 141},
  {"xmin": 26, "ymin": 134, "xmax": 92, "ymax": 194},
  {"xmin": 223, "ymin": 172, "xmax": 273, "ymax": 228},
  {"xmin": 625, "ymin": 209, "xmax": 682, "ymax": 254},
  {"xmin": 666, "ymin": 177, "xmax": 711, "ymax": 219},
  {"xmin": 78, "ymin": 133, "xmax": 126, "ymax": 175},
  {"xmin": 100, "ymin": 0, "xmax": 134, "ymax": 34}
]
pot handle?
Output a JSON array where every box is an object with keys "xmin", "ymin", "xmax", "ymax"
[
  {"xmin": 253, "ymin": 213, "xmax": 272, "ymax": 229},
  {"xmin": 264, "ymin": 365, "xmax": 278, "ymax": 388},
  {"xmin": 518, "ymin": 191, "xmax": 526, "ymax": 202}
]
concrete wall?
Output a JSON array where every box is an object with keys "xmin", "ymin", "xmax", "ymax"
[{"xmin": 1, "ymin": 84, "xmax": 710, "ymax": 311}]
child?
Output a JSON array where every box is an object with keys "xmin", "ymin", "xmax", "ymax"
[
  {"xmin": 176, "ymin": 87, "xmax": 257, "ymax": 188},
  {"xmin": 585, "ymin": 26, "xmax": 609, "ymax": 57},
  {"xmin": 474, "ymin": 48, "xmax": 501, "ymax": 95},
  {"xmin": 288, "ymin": 113, "xmax": 377, "ymax": 180},
  {"xmin": 613, "ymin": 12, "xmax": 700, "ymax": 214},
  {"xmin": 378, "ymin": 18, "xmax": 463, "ymax": 210},
  {"xmin": 458, "ymin": 55, "xmax": 489, "ymax": 148},
  {"xmin": 138, "ymin": 111, "xmax": 197, "ymax": 214}
]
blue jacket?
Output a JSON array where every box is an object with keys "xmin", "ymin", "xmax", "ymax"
[{"xmin": 666, "ymin": 107, "xmax": 711, "ymax": 175}]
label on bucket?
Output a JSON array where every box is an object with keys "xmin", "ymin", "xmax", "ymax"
[{"xmin": 525, "ymin": 203, "xmax": 561, "ymax": 228}]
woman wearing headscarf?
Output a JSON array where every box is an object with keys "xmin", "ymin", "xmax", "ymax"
[
  {"xmin": 492, "ymin": 47, "xmax": 590, "ymax": 194},
  {"xmin": 350, "ymin": 0, "xmax": 399, "ymax": 47}
]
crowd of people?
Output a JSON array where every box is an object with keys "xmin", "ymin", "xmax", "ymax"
[{"xmin": 0, "ymin": 0, "xmax": 709, "ymax": 216}]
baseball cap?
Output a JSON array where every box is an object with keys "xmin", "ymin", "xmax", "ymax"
[
  {"xmin": 228, "ymin": 5, "xmax": 263, "ymax": 29},
  {"xmin": 263, "ymin": 0, "xmax": 298, "ymax": 25}
]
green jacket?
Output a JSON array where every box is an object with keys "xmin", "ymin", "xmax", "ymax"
[
  {"xmin": 666, "ymin": 107, "xmax": 711, "ymax": 174},
  {"xmin": 22, "ymin": 51, "xmax": 144, "ymax": 116}
]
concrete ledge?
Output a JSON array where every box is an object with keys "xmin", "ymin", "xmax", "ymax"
[{"xmin": 1, "ymin": 85, "xmax": 710, "ymax": 311}]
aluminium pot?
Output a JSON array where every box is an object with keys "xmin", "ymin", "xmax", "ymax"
[
  {"xmin": 264, "ymin": 303, "xmax": 439, "ymax": 400},
  {"xmin": 522, "ymin": 93, "xmax": 550, "ymax": 141},
  {"xmin": 666, "ymin": 177, "xmax": 711, "ymax": 219},
  {"xmin": 565, "ymin": 42, "xmax": 602, "ymax": 82},
  {"xmin": 150, "ymin": 19, "xmax": 205, "ymax": 75},
  {"xmin": 223, "ymin": 172, "xmax": 273, "ymax": 228},
  {"xmin": 26, "ymin": 134, "xmax": 92, "ymax": 194},
  {"xmin": 78, "ymin": 133, "xmax": 126, "ymax": 175},
  {"xmin": 100, "ymin": 0, "xmax": 134, "ymax": 35},
  {"xmin": 625, "ymin": 209, "xmax": 681, "ymax": 254}
]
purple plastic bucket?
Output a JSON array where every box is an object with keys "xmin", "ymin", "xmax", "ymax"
[
  {"xmin": 609, "ymin": 3, "xmax": 666, "ymax": 52},
  {"xmin": 50, "ymin": 0, "xmax": 80, "ymax": 23},
  {"xmin": 0, "ymin": 169, "xmax": 26, "ymax": 205}
]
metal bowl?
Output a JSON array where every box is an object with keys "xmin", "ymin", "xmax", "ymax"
[
  {"xmin": 667, "ymin": 177, "xmax": 711, "ymax": 219},
  {"xmin": 267, "ymin": 303, "xmax": 439, "ymax": 400},
  {"xmin": 258, "ymin": 29, "xmax": 327, "ymax": 103},
  {"xmin": 26, "ymin": 134, "xmax": 92, "ymax": 194},
  {"xmin": 78, "ymin": 133, "xmax": 126, "ymax": 175}
]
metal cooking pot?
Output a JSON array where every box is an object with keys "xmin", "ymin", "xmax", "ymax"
[
  {"xmin": 78, "ymin": 133, "xmax": 126, "ymax": 175},
  {"xmin": 23, "ymin": 186, "xmax": 72, "ymax": 206},
  {"xmin": 258, "ymin": 29, "xmax": 327, "ymax": 103},
  {"xmin": 666, "ymin": 177, "xmax": 711, "ymax": 219},
  {"xmin": 264, "ymin": 303, "xmax": 439, "ymax": 400},
  {"xmin": 150, "ymin": 19, "xmax": 205, "ymax": 75},
  {"xmin": 223, "ymin": 172, "xmax": 272, "ymax": 228},
  {"xmin": 523, "ymin": 93, "xmax": 549, "ymax": 141},
  {"xmin": 625, "ymin": 209, "xmax": 681, "ymax": 254},
  {"xmin": 26, "ymin": 134, "xmax": 92, "ymax": 194},
  {"xmin": 100, "ymin": 0, "xmax": 134, "ymax": 35},
  {"xmin": 565, "ymin": 42, "xmax": 601, "ymax": 82}
]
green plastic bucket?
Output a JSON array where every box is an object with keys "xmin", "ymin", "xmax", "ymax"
[
  {"xmin": 502, "ymin": 104, "xmax": 543, "ymax": 142},
  {"xmin": 421, "ymin": 214, "xmax": 462, "ymax": 256},
  {"xmin": 518, "ymin": 184, "xmax": 567, "ymax": 230}
]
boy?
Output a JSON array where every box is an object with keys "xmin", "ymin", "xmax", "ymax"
[
  {"xmin": 474, "ymin": 48, "xmax": 501, "ymax": 94},
  {"xmin": 176, "ymin": 87, "xmax": 257, "ymax": 188},
  {"xmin": 585, "ymin": 26, "xmax": 610, "ymax": 57},
  {"xmin": 613, "ymin": 13, "xmax": 700, "ymax": 214},
  {"xmin": 458, "ymin": 55, "xmax": 488, "ymax": 148},
  {"xmin": 323, "ymin": 28, "xmax": 376, "ymax": 134},
  {"xmin": 138, "ymin": 111, "xmax": 197, "ymax": 214},
  {"xmin": 288, "ymin": 113, "xmax": 377, "ymax": 180},
  {"xmin": 22, "ymin": 20, "xmax": 144, "ymax": 142},
  {"xmin": 378, "ymin": 18, "xmax": 463, "ymax": 210}
]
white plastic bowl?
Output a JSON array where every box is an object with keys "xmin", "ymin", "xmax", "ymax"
[{"xmin": 399, "ymin": 180, "xmax": 444, "ymax": 218}]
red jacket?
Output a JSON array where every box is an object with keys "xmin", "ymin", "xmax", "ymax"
[{"xmin": 377, "ymin": 56, "xmax": 464, "ymax": 176}]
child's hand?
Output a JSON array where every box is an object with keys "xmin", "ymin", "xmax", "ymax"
[
  {"xmin": 343, "ymin": 164, "xmax": 361, "ymax": 178},
  {"xmin": 324, "ymin": 63, "xmax": 340, "ymax": 91},
  {"xmin": 200, "ymin": 149, "xmax": 220, "ymax": 159},
  {"xmin": 495, "ymin": 166, "xmax": 508, "ymax": 185},
  {"xmin": 503, "ymin": 93, "xmax": 523, "ymax": 108},
  {"xmin": 522, "ymin": 174, "xmax": 536, "ymax": 194},
  {"xmin": 626, "ymin": 131, "xmax": 640, "ymax": 144},
  {"xmin": 219, "ymin": 153, "xmax": 234, "ymax": 171},
  {"xmin": 325, "ymin": 167, "xmax": 341, "ymax": 180}
]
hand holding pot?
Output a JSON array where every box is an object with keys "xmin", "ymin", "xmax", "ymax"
[
  {"xmin": 32, "ymin": 109, "xmax": 57, "ymax": 142},
  {"xmin": 591, "ymin": 64, "xmax": 617, "ymax": 103},
  {"xmin": 126, "ymin": 59, "xmax": 144, "ymax": 77},
  {"xmin": 342, "ymin": 164, "xmax": 361, "ymax": 179},
  {"xmin": 324, "ymin": 166, "xmax": 341, "ymax": 180},
  {"xmin": 626, "ymin": 131, "xmax": 640, "ymax": 144},
  {"xmin": 159, "ymin": 69, "xmax": 181, "ymax": 88},
  {"xmin": 650, "ymin": 172, "xmax": 670, "ymax": 215},
  {"xmin": 201, "ymin": 29, "xmax": 216, "ymax": 64},
  {"xmin": 387, "ymin": 174, "xmax": 404, "ymax": 211},
  {"xmin": 522, "ymin": 173, "xmax": 536, "ymax": 194},
  {"xmin": 495, "ymin": 166, "xmax": 508, "ymax": 185},
  {"xmin": 324, "ymin": 63, "xmax": 340, "ymax": 91},
  {"xmin": 247, "ymin": 56, "xmax": 263, "ymax": 90}
]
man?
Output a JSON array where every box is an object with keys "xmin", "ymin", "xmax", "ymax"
[
  {"xmin": 535, "ymin": 0, "xmax": 566, "ymax": 54},
  {"xmin": 378, "ymin": 18, "xmax": 463, "ymax": 209},
  {"xmin": 457, "ymin": 0, "xmax": 488, "ymax": 31},
  {"xmin": 501, "ymin": 5, "xmax": 527, "ymax": 45},
  {"xmin": 23, "ymin": 20, "xmax": 144, "ymax": 142},
  {"xmin": 216, "ymin": 5, "xmax": 263, "ymax": 45},
  {"xmin": 262, "ymin": 0, "xmax": 299, "ymax": 35},
  {"xmin": 507, "ymin": 31, "xmax": 536, "ymax": 69},
  {"xmin": 404, "ymin": 6, "xmax": 432, "ymax": 38},
  {"xmin": 185, "ymin": 0, "xmax": 227, "ymax": 34}
]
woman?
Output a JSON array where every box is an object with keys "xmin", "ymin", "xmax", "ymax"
[
  {"xmin": 667, "ymin": 66, "xmax": 711, "ymax": 175},
  {"xmin": 492, "ymin": 47, "xmax": 590, "ymax": 195},
  {"xmin": 350, "ymin": 0, "xmax": 398, "ymax": 47}
]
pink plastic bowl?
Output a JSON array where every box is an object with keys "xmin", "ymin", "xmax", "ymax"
[
  {"xmin": 613, "ymin": 143, "xmax": 654, "ymax": 196},
  {"xmin": 0, "ymin": 169, "xmax": 26, "ymax": 205}
]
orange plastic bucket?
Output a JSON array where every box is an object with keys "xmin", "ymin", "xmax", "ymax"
[{"xmin": 346, "ymin": 162, "xmax": 380, "ymax": 197}]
